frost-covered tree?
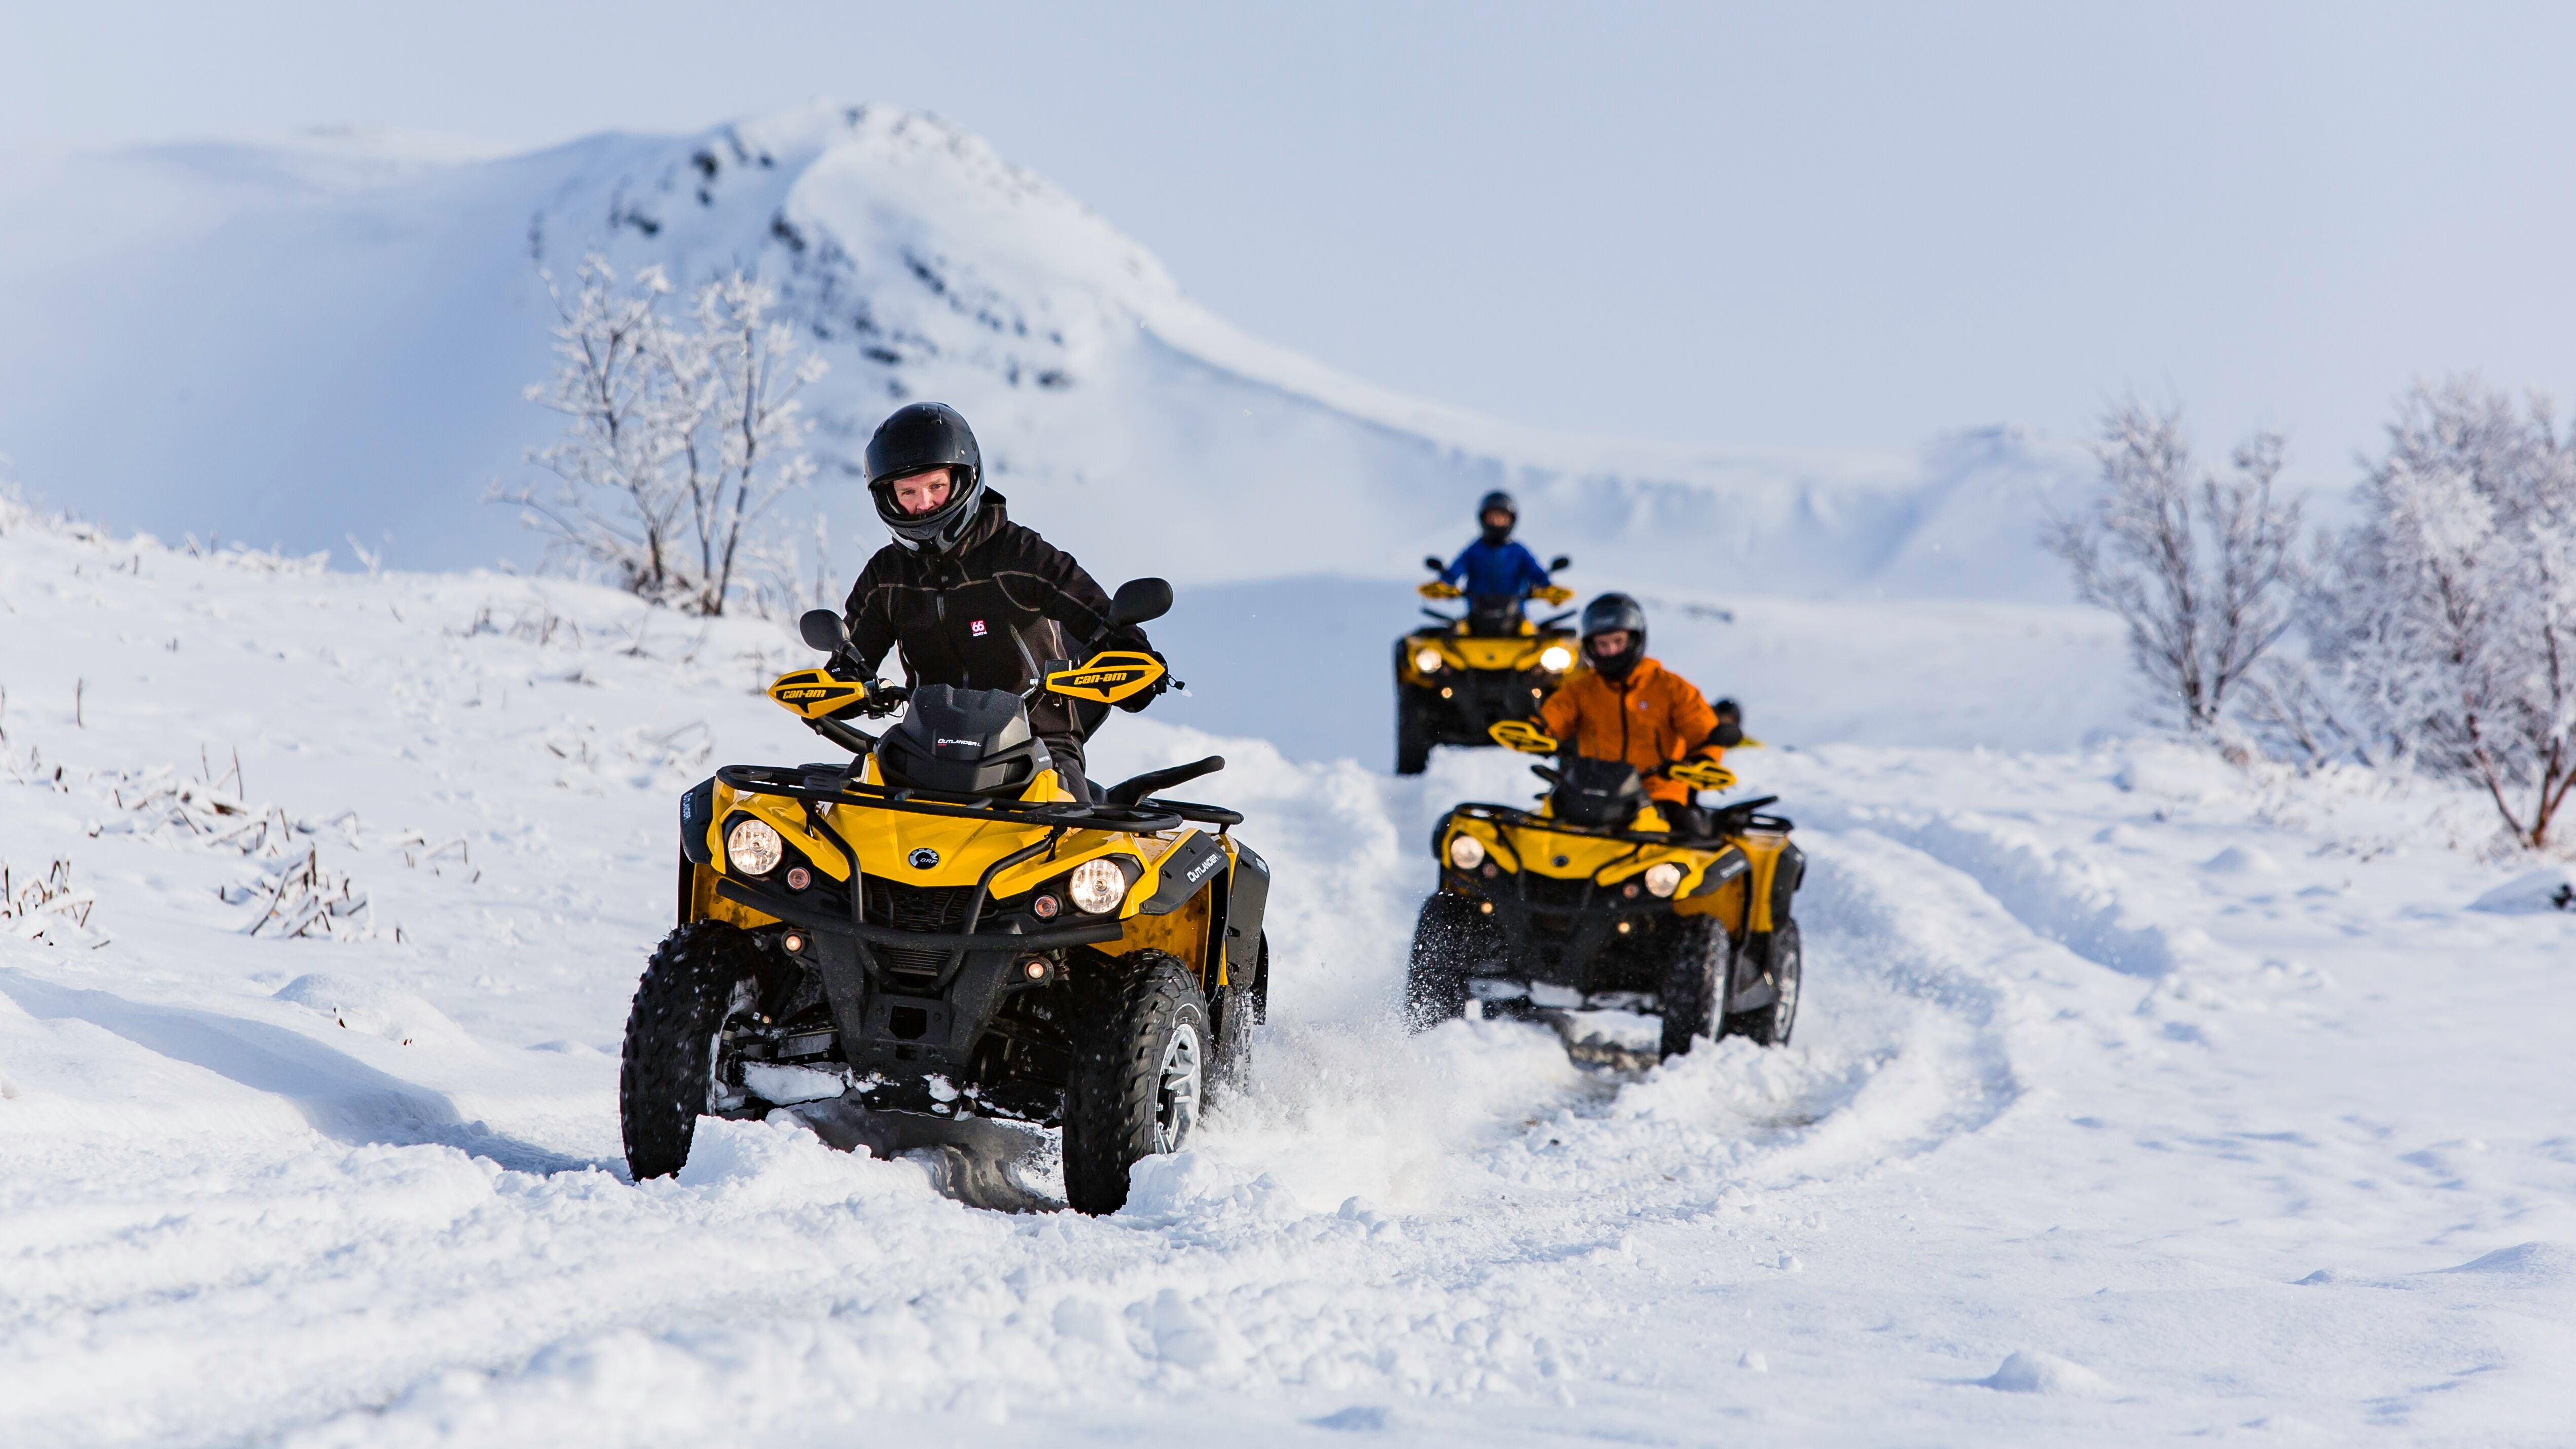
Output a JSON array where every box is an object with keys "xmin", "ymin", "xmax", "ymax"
[
  {"xmin": 663, "ymin": 274, "xmax": 825, "ymax": 615},
  {"xmin": 2314, "ymin": 377, "xmax": 2576, "ymax": 848},
  {"xmin": 2047, "ymin": 399, "xmax": 2303, "ymax": 732},
  {"xmin": 500, "ymin": 255, "xmax": 826, "ymax": 616},
  {"xmin": 500, "ymin": 258, "xmax": 691, "ymax": 601}
]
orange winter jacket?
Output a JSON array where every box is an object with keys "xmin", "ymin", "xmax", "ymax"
[{"xmin": 1537, "ymin": 656, "xmax": 1726, "ymax": 804}]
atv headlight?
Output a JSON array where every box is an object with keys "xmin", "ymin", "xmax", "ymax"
[
  {"xmin": 1413, "ymin": 647, "xmax": 1444, "ymax": 674},
  {"xmin": 1448, "ymin": 833, "xmax": 1487, "ymax": 870},
  {"xmin": 727, "ymin": 818, "xmax": 784, "ymax": 876},
  {"xmin": 1068, "ymin": 857, "xmax": 1129, "ymax": 915},
  {"xmin": 1539, "ymin": 645, "xmax": 1574, "ymax": 673},
  {"xmin": 1643, "ymin": 862, "xmax": 1683, "ymax": 898}
]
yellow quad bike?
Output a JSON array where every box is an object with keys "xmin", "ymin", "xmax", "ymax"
[
  {"xmin": 1404, "ymin": 721, "xmax": 1805, "ymax": 1063},
  {"xmin": 621, "ymin": 578, "xmax": 1272, "ymax": 1215},
  {"xmin": 1393, "ymin": 554, "xmax": 1578, "ymax": 775}
]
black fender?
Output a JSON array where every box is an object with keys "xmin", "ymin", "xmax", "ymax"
[
  {"xmin": 679, "ymin": 778, "xmax": 716, "ymax": 864},
  {"xmin": 1771, "ymin": 842, "xmax": 1806, "ymax": 924},
  {"xmin": 1223, "ymin": 842, "xmax": 1272, "ymax": 982},
  {"xmin": 1137, "ymin": 831, "xmax": 1227, "ymax": 915}
]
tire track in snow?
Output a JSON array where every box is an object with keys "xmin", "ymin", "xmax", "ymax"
[
  {"xmin": 1794, "ymin": 800, "xmax": 2210, "ymax": 979},
  {"xmin": 0, "ymin": 813, "xmax": 2123, "ymax": 1449}
]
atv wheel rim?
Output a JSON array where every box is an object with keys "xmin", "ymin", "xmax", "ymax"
[
  {"xmin": 1154, "ymin": 1023, "xmax": 1204, "ymax": 1154},
  {"xmin": 706, "ymin": 979, "xmax": 759, "ymax": 1114},
  {"xmin": 1773, "ymin": 961, "xmax": 1800, "ymax": 1041}
]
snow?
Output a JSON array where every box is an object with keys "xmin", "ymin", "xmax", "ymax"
[
  {"xmin": 5, "ymin": 499, "xmax": 2576, "ymax": 1446},
  {"xmin": 2469, "ymin": 867, "xmax": 2576, "ymax": 915},
  {"xmin": 5, "ymin": 93, "xmax": 2574, "ymax": 1447},
  {"xmin": 0, "ymin": 104, "xmax": 2099, "ymax": 603}
]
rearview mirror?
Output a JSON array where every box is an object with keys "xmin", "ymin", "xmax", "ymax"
[
  {"xmin": 1423, "ymin": 555, "xmax": 1444, "ymax": 572},
  {"xmin": 1108, "ymin": 577, "xmax": 1173, "ymax": 628},
  {"xmin": 1549, "ymin": 555, "xmax": 1572, "ymax": 572},
  {"xmin": 799, "ymin": 608, "xmax": 850, "ymax": 654}
]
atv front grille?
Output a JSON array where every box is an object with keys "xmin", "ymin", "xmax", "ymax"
[
  {"xmin": 863, "ymin": 879, "xmax": 977, "ymax": 984},
  {"xmin": 1517, "ymin": 875, "xmax": 1596, "ymax": 916}
]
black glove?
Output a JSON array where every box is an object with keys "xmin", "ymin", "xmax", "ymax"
[
  {"xmin": 1114, "ymin": 647, "xmax": 1172, "ymax": 713},
  {"xmin": 1710, "ymin": 697, "xmax": 1744, "ymax": 748}
]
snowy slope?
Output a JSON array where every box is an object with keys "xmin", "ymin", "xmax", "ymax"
[
  {"xmin": 6, "ymin": 505, "xmax": 2574, "ymax": 1446},
  {"xmin": 0, "ymin": 106, "xmax": 2091, "ymax": 600}
]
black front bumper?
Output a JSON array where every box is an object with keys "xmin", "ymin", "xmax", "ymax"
[
  {"xmin": 1412, "ymin": 670, "xmax": 1557, "ymax": 746},
  {"xmin": 718, "ymin": 877, "xmax": 1115, "ymax": 1098},
  {"xmin": 1449, "ymin": 867, "xmax": 1683, "ymax": 993}
]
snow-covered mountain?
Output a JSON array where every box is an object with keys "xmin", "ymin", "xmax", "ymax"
[{"xmin": 0, "ymin": 104, "xmax": 2089, "ymax": 599}]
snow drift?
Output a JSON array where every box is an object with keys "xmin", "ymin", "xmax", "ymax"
[{"xmin": 5, "ymin": 496, "xmax": 2575, "ymax": 1446}]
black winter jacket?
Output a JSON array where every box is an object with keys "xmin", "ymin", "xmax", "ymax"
[{"xmin": 842, "ymin": 491, "xmax": 1150, "ymax": 741}]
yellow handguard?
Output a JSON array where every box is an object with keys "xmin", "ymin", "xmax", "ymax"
[
  {"xmin": 1666, "ymin": 757, "xmax": 1738, "ymax": 791},
  {"xmin": 767, "ymin": 668, "xmax": 869, "ymax": 720},
  {"xmin": 1418, "ymin": 581, "xmax": 1462, "ymax": 600},
  {"xmin": 1532, "ymin": 584, "xmax": 1574, "ymax": 605},
  {"xmin": 1043, "ymin": 649, "xmax": 1167, "ymax": 705},
  {"xmin": 1487, "ymin": 719, "xmax": 1559, "ymax": 754}
]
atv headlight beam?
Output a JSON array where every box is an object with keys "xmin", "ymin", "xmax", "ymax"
[
  {"xmin": 1068, "ymin": 857, "xmax": 1129, "ymax": 915},
  {"xmin": 1448, "ymin": 834, "xmax": 1487, "ymax": 871},
  {"xmin": 1539, "ymin": 645, "xmax": 1574, "ymax": 673},
  {"xmin": 1643, "ymin": 861, "xmax": 1683, "ymax": 898},
  {"xmin": 1413, "ymin": 647, "xmax": 1444, "ymax": 674},
  {"xmin": 727, "ymin": 818, "xmax": 785, "ymax": 876}
]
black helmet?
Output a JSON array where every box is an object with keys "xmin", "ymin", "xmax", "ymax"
[
  {"xmin": 866, "ymin": 402, "xmax": 985, "ymax": 554},
  {"xmin": 1477, "ymin": 489, "xmax": 1517, "ymax": 546},
  {"xmin": 1579, "ymin": 592, "xmax": 1647, "ymax": 679}
]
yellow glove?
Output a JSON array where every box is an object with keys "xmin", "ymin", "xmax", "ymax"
[
  {"xmin": 1488, "ymin": 719, "xmax": 1559, "ymax": 754},
  {"xmin": 1666, "ymin": 757, "xmax": 1737, "ymax": 791},
  {"xmin": 1418, "ymin": 581, "xmax": 1462, "ymax": 600},
  {"xmin": 1532, "ymin": 584, "xmax": 1574, "ymax": 605}
]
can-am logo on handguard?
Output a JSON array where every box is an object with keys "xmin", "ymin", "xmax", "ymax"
[{"xmin": 909, "ymin": 848, "xmax": 940, "ymax": 871}]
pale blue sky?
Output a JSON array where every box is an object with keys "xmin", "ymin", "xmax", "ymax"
[{"xmin": 7, "ymin": 1, "xmax": 2572, "ymax": 474}]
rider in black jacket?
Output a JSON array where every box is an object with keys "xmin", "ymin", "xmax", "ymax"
[{"xmin": 841, "ymin": 403, "xmax": 1156, "ymax": 800}]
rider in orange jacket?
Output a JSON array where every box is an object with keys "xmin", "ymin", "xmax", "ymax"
[{"xmin": 1537, "ymin": 594, "xmax": 1743, "ymax": 814}]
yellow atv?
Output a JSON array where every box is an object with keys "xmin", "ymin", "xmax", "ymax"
[
  {"xmin": 621, "ymin": 579, "xmax": 1272, "ymax": 1215},
  {"xmin": 1404, "ymin": 723, "xmax": 1803, "ymax": 1062},
  {"xmin": 1393, "ymin": 554, "xmax": 1578, "ymax": 774}
]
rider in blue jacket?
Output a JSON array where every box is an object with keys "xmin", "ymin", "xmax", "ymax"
[{"xmin": 1441, "ymin": 491, "xmax": 1553, "ymax": 599}]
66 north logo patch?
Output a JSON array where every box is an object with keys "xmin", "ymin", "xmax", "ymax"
[{"xmin": 968, "ymin": 619, "xmax": 988, "ymax": 637}]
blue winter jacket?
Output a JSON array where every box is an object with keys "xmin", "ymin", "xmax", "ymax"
[{"xmin": 1442, "ymin": 539, "xmax": 1552, "ymax": 598}]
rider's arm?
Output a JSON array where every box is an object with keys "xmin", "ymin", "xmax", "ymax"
[
  {"xmin": 1010, "ymin": 533, "xmax": 1169, "ymax": 712},
  {"xmin": 1539, "ymin": 679, "xmax": 1583, "ymax": 745},
  {"xmin": 1671, "ymin": 683, "xmax": 1726, "ymax": 763},
  {"xmin": 842, "ymin": 561, "xmax": 898, "ymax": 678},
  {"xmin": 1512, "ymin": 543, "xmax": 1550, "ymax": 595},
  {"xmin": 1012, "ymin": 531, "xmax": 1128, "ymax": 648},
  {"xmin": 1440, "ymin": 544, "xmax": 1478, "ymax": 588}
]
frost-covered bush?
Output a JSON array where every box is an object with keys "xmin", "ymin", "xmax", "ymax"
[
  {"xmin": 2048, "ymin": 399, "xmax": 2303, "ymax": 732},
  {"xmin": 497, "ymin": 256, "xmax": 826, "ymax": 616},
  {"xmin": 2310, "ymin": 378, "xmax": 2576, "ymax": 848}
]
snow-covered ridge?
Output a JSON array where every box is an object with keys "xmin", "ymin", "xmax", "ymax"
[{"xmin": 0, "ymin": 102, "xmax": 2090, "ymax": 597}]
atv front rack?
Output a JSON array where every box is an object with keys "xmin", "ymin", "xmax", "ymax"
[
  {"xmin": 1444, "ymin": 798, "xmax": 1795, "ymax": 850},
  {"xmin": 718, "ymin": 764, "xmax": 1191, "ymax": 833}
]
